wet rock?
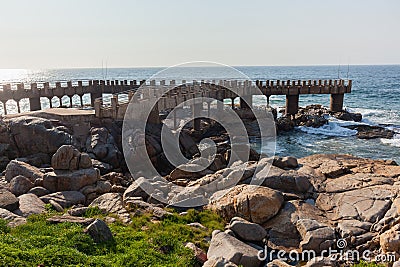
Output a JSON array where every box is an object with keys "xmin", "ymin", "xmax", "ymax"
[
  {"xmin": 40, "ymin": 191, "xmax": 85, "ymax": 208},
  {"xmin": 345, "ymin": 125, "xmax": 395, "ymax": 139},
  {"xmin": 14, "ymin": 193, "xmax": 46, "ymax": 217},
  {"xmin": 85, "ymin": 219, "xmax": 114, "ymax": 243},
  {"xmin": 273, "ymin": 156, "xmax": 298, "ymax": 169},
  {"xmin": 9, "ymin": 175, "xmax": 34, "ymax": 196},
  {"xmin": 0, "ymin": 188, "xmax": 19, "ymax": 211},
  {"xmin": 43, "ymin": 168, "xmax": 99, "ymax": 192},
  {"xmin": 332, "ymin": 111, "xmax": 362, "ymax": 122},
  {"xmin": 208, "ymin": 184, "xmax": 284, "ymax": 224},
  {"xmin": 5, "ymin": 160, "xmax": 43, "ymax": 183},
  {"xmin": 207, "ymin": 231, "xmax": 261, "ymax": 267},
  {"xmin": 228, "ymin": 217, "xmax": 267, "ymax": 242},
  {"xmin": 276, "ymin": 116, "xmax": 295, "ymax": 132}
]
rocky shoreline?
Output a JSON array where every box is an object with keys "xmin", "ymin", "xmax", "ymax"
[{"xmin": 0, "ymin": 107, "xmax": 399, "ymax": 267}]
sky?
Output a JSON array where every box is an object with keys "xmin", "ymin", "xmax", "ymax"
[{"xmin": 0, "ymin": 0, "xmax": 399, "ymax": 68}]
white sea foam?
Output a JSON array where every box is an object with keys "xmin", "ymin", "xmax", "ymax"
[
  {"xmin": 298, "ymin": 122, "xmax": 358, "ymax": 137},
  {"xmin": 381, "ymin": 134, "xmax": 400, "ymax": 147}
]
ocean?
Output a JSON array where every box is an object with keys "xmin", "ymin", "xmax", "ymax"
[{"xmin": 0, "ymin": 65, "xmax": 399, "ymax": 163}]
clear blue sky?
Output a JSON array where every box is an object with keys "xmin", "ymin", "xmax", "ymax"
[{"xmin": 0, "ymin": 0, "xmax": 399, "ymax": 68}]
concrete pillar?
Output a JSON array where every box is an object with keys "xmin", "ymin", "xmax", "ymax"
[
  {"xmin": 91, "ymin": 91, "xmax": 102, "ymax": 107},
  {"xmin": 69, "ymin": 96, "xmax": 73, "ymax": 107},
  {"xmin": 240, "ymin": 95, "xmax": 252, "ymax": 109},
  {"xmin": 147, "ymin": 105, "xmax": 161, "ymax": 124},
  {"xmin": 192, "ymin": 102, "xmax": 202, "ymax": 131},
  {"xmin": 79, "ymin": 95, "xmax": 84, "ymax": 106},
  {"xmin": 330, "ymin": 94, "xmax": 344, "ymax": 112},
  {"xmin": 17, "ymin": 101, "xmax": 21, "ymax": 113},
  {"xmin": 49, "ymin": 98, "xmax": 53, "ymax": 108},
  {"xmin": 173, "ymin": 109, "xmax": 177, "ymax": 129},
  {"xmin": 111, "ymin": 95, "xmax": 118, "ymax": 119},
  {"xmin": 29, "ymin": 97, "xmax": 41, "ymax": 111},
  {"xmin": 230, "ymin": 98, "xmax": 235, "ymax": 109},
  {"xmin": 285, "ymin": 94, "xmax": 299, "ymax": 115},
  {"xmin": 3, "ymin": 102, "xmax": 7, "ymax": 115},
  {"xmin": 94, "ymin": 99, "xmax": 102, "ymax": 117}
]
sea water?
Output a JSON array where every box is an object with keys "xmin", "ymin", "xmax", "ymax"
[{"xmin": 0, "ymin": 65, "xmax": 399, "ymax": 162}]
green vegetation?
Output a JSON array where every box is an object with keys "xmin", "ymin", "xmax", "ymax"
[{"xmin": 0, "ymin": 209, "xmax": 224, "ymax": 267}]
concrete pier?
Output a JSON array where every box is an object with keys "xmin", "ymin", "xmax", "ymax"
[{"xmin": 0, "ymin": 79, "xmax": 352, "ymax": 124}]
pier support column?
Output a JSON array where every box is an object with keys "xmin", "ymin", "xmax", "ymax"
[
  {"xmin": 285, "ymin": 95, "xmax": 299, "ymax": 115},
  {"xmin": 230, "ymin": 98, "xmax": 235, "ymax": 109},
  {"xmin": 29, "ymin": 97, "xmax": 41, "ymax": 111},
  {"xmin": 147, "ymin": 105, "xmax": 161, "ymax": 124},
  {"xmin": 79, "ymin": 95, "xmax": 84, "ymax": 106},
  {"xmin": 330, "ymin": 94, "xmax": 344, "ymax": 112},
  {"xmin": 192, "ymin": 102, "xmax": 202, "ymax": 131},
  {"xmin": 91, "ymin": 92, "xmax": 102, "ymax": 107},
  {"xmin": 217, "ymin": 99, "xmax": 224, "ymax": 111},
  {"xmin": 49, "ymin": 98, "xmax": 53, "ymax": 108},
  {"xmin": 94, "ymin": 99, "xmax": 102, "ymax": 118},
  {"xmin": 111, "ymin": 95, "xmax": 118, "ymax": 119},
  {"xmin": 240, "ymin": 95, "xmax": 253, "ymax": 109}
]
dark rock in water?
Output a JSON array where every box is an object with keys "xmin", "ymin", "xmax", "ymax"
[
  {"xmin": 85, "ymin": 219, "xmax": 114, "ymax": 243},
  {"xmin": 277, "ymin": 116, "xmax": 295, "ymax": 132},
  {"xmin": 345, "ymin": 125, "xmax": 395, "ymax": 139},
  {"xmin": 332, "ymin": 111, "xmax": 362, "ymax": 122},
  {"xmin": 0, "ymin": 188, "xmax": 19, "ymax": 211}
]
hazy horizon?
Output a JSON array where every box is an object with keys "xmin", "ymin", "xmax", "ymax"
[{"xmin": 1, "ymin": 0, "xmax": 399, "ymax": 68}]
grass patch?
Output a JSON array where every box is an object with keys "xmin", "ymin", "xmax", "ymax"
[{"xmin": 0, "ymin": 209, "xmax": 224, "ymax": 266}]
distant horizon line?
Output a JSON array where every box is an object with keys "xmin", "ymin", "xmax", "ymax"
[{"xmin": 1, "ymin": 63, "xmax": 400, "ymax": 70}]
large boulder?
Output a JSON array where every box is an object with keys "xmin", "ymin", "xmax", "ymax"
[
  {"xmin": 85, "ymin": 219, "xmax": 114, "ymax": 243},
  {"xmin": 51, "ymin": 145, "xmax": 92, "ymax": 170},
  {"xmin": 208, "ymin": 184, "xmax": 284, "ymax": 224},
  {"xmin": 0, "ymin": 188, "xmax": 19, "ymax": 211},
  {"xmin": 43, "ymin": 168, "xmax": 99, "ymax": 192},
  {"xmin": 123, "ymin": 177, "xmax": 152, "ymax": 202},
  {"xmin": 1, "ymin": 116, "xmax": 72, "ymax": 157},
  {"xmin": 207, "ymin": 230, "xmax": 261, "ymax": 267},
  {"xmin": 263, "ymin": 200, "xmax": 330, "ymax": 252},
  {"xmin": 40, "ymin": 191, "xmax": 85, "ymax": 208},
  {"xmin": 5, "ymin": 160, "xmax": 43, "ymax": 183},
  {"xmin": 228, "ymin": 217, "xmax": 267, "ymax": 242},
  {"xmin": 14, "ymin": 193, "xmax": 46, "ymax": 217},
  {"xmin": 9, "ymin": 175, "xmax": 34, "ymax": 196},
  {"xmin": 86, "ymin": 127, "xmax": 122, "ymax": 168},
  {"xmin": 256, "ymin": 165, "xmax": 313, "ymax": 194}
]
